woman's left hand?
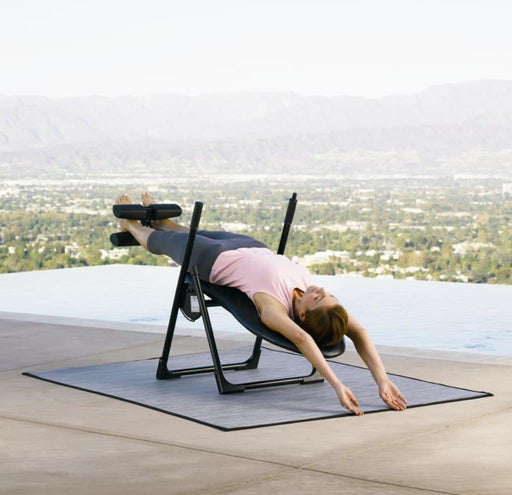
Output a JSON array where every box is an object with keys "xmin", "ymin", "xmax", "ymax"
[{"xmin": 379, "ymin": 379, "xmax": 408, "ymax": 411}]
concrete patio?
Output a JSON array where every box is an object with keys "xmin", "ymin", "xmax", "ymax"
[{"xmin": 1, "ymin": 314, "xmax": 510, "ymax": 494}]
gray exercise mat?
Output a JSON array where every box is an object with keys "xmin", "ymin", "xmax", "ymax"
[{"xmin": 24, "ymin": 346, "xmax": 493, "ymax": 431}]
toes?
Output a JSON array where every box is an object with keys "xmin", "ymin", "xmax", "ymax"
[
  {"xmin": 141, "ymin": 191, "xmax": 154, "ymax": 207},
  {"xmin": 115, "ymin": 194, "xmax": 133, "ymax": 205}
]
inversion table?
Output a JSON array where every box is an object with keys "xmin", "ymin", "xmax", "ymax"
[{"xmin": 110, "ymin": 193, "xmax": 346, "ymax": 394}]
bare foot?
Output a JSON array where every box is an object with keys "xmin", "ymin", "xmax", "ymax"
[
  {"xmin": 114, "ymin": 193, "xmax": 155, "ymax": 249},
  {"xmin": 140, "ymin": 191, "xmax": 188, "ymax": 232},
  {"xmin": 141, "ymin": 191, "xmax": 161, "ymax": 228},
  {"xmin": 115, "ymin": 194, "xmax": 137, "ymax": 232},
  {"xmin": 141, "ymin": 191, "xmax": 157, "ymax": 207}
]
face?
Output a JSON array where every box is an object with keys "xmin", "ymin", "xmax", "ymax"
[{"xmin": 297, "ymin": 285, "xmax": 339, "ymax": 321}]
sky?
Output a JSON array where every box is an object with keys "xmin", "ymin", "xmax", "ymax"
[{"xmin": 1, "ymin": 0, "xmax": 511, "ymax": 98}]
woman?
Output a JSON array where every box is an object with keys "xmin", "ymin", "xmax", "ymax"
[{"xmin": 116, "ymin": 192, "xmax": 408, "ymax": 416}]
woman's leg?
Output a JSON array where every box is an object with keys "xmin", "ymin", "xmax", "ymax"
[
  {"xmin": 147, "ymin": 229, "xmax": 244, "ymax": 281},
  {"xmin": 116, "ymin": 194, "xmax": 227, "ymax": 280},
  {"xmin": 146, "ymin": 229, "xmax": 221, "ymax": 265},
  {"xmin": 140, "ymin": 191, "xmax": 269, "ymax": 246},
  {"xmin": 195, "ymin": 230, "xmax": 254, "ymax": 240},
  {"xmin": 133, "ymin": 192, "xmax": 270, "ymax": 279}
]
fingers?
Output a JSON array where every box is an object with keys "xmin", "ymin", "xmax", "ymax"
[
  {"xmin": 390, "ymin": 397, "xmax": 406, "ymax": 411},
  {"xmin": 349, "ymin": 392, "xmax": 359, "ymax": 407},
  {"xmin": 347, "ymin": 395, "xmax": 363, "ymax": 415},
  {"xmin": 337, "ymin": 386, "xmax": 364, "ymax": 416},
  {"xmin": 339, "ymin": 398, "xmax": 364, "ymax": 415},
  {"xmin": 393, "ymin": 391, "xmax": 408, "ymax": 409},
  {"xmin": 353, "ymin": 404, "xmax": 364, "ymax": 415},
  {"xmin": 392, "ymin": 386, "xmax": 408, "ymax": 406},
  {"xmin": 347, "ymin": 404, "xmax": 364, "ymax": 416},
  {"xmin": 350, "ymin": 398, "xmax": 363, "ymax": 415},
  {"xmin": 379, "ymin": 383, "xmax": 408, "ymax": 411},
  {"xmin": 381, "ymin": 392, "xmax": 406, "ymax": 411}
]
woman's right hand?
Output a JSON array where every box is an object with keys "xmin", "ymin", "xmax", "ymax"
[{"xmin": 335, "ymin": 383, "xmax": 364, "ymax": 416}]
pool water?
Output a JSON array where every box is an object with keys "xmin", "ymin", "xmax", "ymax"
[{"xmin": 1, "ymin": 264, "xmax": 511, "ymax": 357}]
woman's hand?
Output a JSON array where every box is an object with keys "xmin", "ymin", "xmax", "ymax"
[
  {"xmin": 335, "ymin": 383, "xmax": 364, "ymax": 416},
  {"xmin": 379, "ymin": 379, "xmax": 408, "ymax": 411}
]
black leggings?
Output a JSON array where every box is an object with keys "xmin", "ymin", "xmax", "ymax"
[{"xmin": 147, "ymin": 229, "xmax": 270, "ymax": 282}]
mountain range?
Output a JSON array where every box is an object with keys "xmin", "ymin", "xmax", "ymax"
[{"xmin": 1, "ymin": 79, "xmax": 512, "ymax": 176}]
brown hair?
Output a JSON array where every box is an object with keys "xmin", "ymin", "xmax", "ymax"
[{"xmin": 295, "ymin": 303, "xmax": 348, "ymax": 346}]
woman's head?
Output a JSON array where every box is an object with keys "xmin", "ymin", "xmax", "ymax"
[{"xmin": 293, "ymin": 285, "xmax": 348, "ymax": 346}]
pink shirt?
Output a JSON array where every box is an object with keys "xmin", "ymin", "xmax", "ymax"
[{"xmin": 208, "ymin": 247, "xmax": 314, "ymax": 319}]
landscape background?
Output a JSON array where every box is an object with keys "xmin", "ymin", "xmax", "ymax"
[
  {"xmin": 1, "ymin": 79, "xmax": 512, "ymax": 178},
  {"xmin": 1, "ymin": 80, "xmax": 511, "ymax": 284}
]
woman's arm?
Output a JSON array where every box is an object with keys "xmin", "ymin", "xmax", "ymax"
[
  {"xmin": 260, "ymin": 307, "xmax": 364, "ymax": 415},
  {"xmin": 345, "ymin": 312, "xmax": 389, "ymax": 386},
  {"xmin": 346, "ymin": 312, "xmax": 408, "ymax": 411}
]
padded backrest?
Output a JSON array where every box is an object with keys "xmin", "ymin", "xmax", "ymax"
[{"xmin": 187, "ymin": 274, "xmax": 345, "ymax": 358}]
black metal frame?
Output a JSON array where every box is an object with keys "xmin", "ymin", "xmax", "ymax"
[{"xmin": 155, "ymin": 192, "xmax": 324, "ymax": 393}]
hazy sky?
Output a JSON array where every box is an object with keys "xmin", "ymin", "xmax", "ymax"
[{"xmin": 1, "ymin": 0, "xmax": 511, "ymax": 98}]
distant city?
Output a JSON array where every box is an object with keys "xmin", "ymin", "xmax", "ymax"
[
  {"xmin": 1, "ymin": 80, "xmax": 511, "ymax": 283},
  {"xmin": 1, "ymin": 173, "xmax": 511, "ymax": 285}
]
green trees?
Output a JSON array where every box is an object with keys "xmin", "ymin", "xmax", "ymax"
[{"xmin": 0, "ymin": 177, "xmax": 510, "ymax": 285}]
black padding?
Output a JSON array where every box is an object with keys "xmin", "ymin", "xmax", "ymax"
[
  {"xmin": 113, "ymin": 204, "xmax": 147, "ymax": 219},
  {"xmin": 113, "ymin": 204, "xmax": 182, "ymax": 220},
  {"xmin": 150, "ymin": 204, "xmax": 183, "ymax": 219},
  {"xmin": 189, "ymin": 274, "xmax": 346, "ymax": 358},
  {"xmin": 110, "ymin": 232, "xmax": 139, "ymax": 246}
]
